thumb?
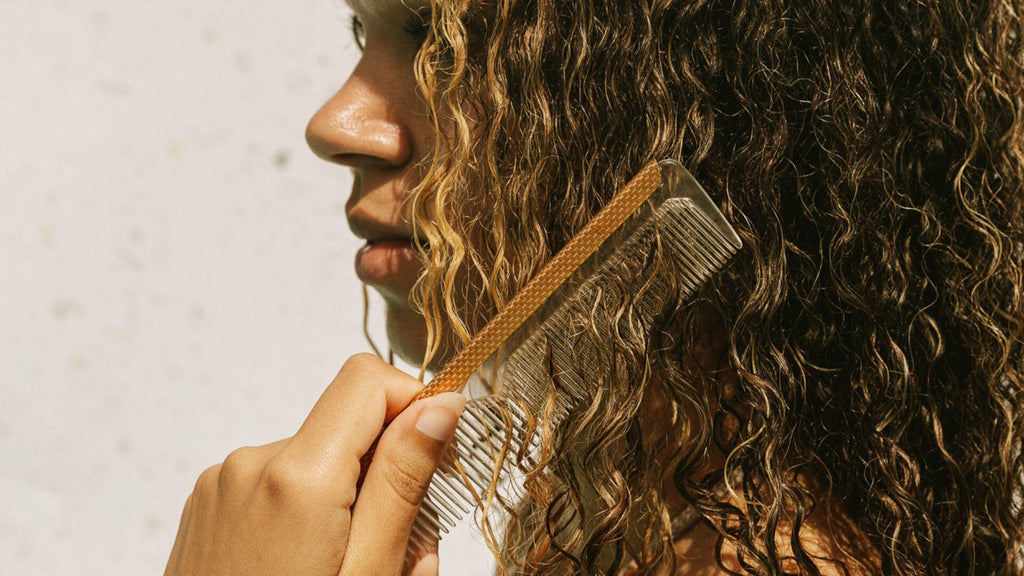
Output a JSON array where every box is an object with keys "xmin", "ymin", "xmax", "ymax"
[{"xmin": 342, "ymin": 392, "xmax": 465, "ymax": 575}]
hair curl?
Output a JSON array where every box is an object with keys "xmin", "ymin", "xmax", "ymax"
[{"xmin": 403, "ymin": 0, "xmax": 1024, "ymax": 573}]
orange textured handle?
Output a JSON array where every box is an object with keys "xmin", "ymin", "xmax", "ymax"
[{"xmin": 416, "ymin": 160, "xmax": 663, "ymax": 400}]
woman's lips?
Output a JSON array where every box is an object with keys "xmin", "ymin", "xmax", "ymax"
[{"xmin": 354, "ymin": 239, "xmax": 423, "ymax": 288}]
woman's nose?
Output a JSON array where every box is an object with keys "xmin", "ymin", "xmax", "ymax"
[{"xmin": 305, "ymin": 66, "xmax": 412, "ymax": 170}]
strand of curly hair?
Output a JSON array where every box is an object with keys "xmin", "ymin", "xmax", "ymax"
[{"xmin": 400, "ymin": 0, "xmax": 1024, "ymax": 573}]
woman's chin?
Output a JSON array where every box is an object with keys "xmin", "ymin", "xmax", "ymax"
[{"xmin": 384, "ymin": 304, "xmax": 456, "ymax": 373}]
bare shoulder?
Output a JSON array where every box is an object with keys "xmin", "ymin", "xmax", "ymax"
[{"xmin": 671, "ymin": 503, "xmax": 880, "ymax": 575}]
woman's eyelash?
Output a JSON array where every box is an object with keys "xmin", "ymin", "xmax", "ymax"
[
  {"xmin": 350, "ymin": 14, "xmax": 366, "ymax": 51},
  {"xmin": 348, "ymin": 11, "xmax": 428, "ymax": 52}
]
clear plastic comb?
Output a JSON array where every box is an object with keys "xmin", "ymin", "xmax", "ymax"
[{"xmin": 405, "ymin": 159, "xmax": 743, "ymax": 555}]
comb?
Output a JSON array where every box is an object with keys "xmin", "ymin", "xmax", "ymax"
[{"xmin": 404, "ymin": 159, "xmax": 742, "ymax": 555}]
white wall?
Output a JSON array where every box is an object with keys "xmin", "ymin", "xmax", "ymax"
[{"xmin": 0, "ymin": 1, "xmax": 493, "ymax": 573}]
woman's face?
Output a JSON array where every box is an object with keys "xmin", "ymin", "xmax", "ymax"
[{"xmin": 305, "ymin": 0, "xmax": 434, "ymax": 366}]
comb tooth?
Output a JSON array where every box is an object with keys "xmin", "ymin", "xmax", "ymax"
[
  {"xmin": 416, "ymin": 501, "xmax": 450, "ymax": 537},
  {"xmin": 451, "ymin": 434, "xmax": 499, "ymax": 488},
  {"xmin": 433, "ymin": 486, "xmax": 473, "ymax": 520},
  {"xmin": 426, "ymin": 480, "xmax": 469, "ymax": 520},
  {"xmin": 410, "ymin": 517, "xmax": 438, "ymax": 548},
  {"xmin": 447, "ymin": 462, "xmax": 491, "ymax": 502},
  {"xmin": 420, "ymin": 494, "xmax": 458, "ymax": 531},
  {"xmin": 551, "ymin": 342, "xmax": 590, "ymax": 400},
  {"xmin": 673, "ymin": 237, "xmax": 721, "ymax": 284},
  {"xmin": 456, "ymin": 414, "xmax": 507, "ymax": 459},
  {"xmin": 454, "ymin": 400, "xmax": 539, "ymax": 485},
  {"xmin": 461, "ymin": 436, "xmax": 516, "ymax": 483},
  {"xmin": 433, "ymin": 458, "xmax": 479, "ymax": 503},
  {"xmin": 517, "ymin": 426, "xmax": 544, "ymax": 463},
  {"xmin": 407, "ymin": 535, "xmax": 425, "ymax": 555},
  {"xmin": 664, "ymin": 247, "xmax": 714, "ymax": 294},
  {"xmin": 475, "ymin": 399, "xmax": 544, "ymax": 471},
  {"xmin": 486, "ymin": 400, "xmax": 541, "ymax": 466},
  {"xmin": 475, "ymin": 400, "xmax": 527, "ymax": 458},
  {"xmin": 456, "ymin": 407, "xmax": 500, "ymax": 451},
  {"xmin": 501, "ymin": 400, "xmax": 536, "ymax": 440},
  {"xmin": 429, "ymin": 466, "xmax": 477, "ymax": 511},
  {"xmin": 456, "ymin": 425, "xmax": 501, "ymax": 466},
  {"xmin": 423, "ymin": 492, "xmax": 464, "ymax": 534},
  {"xmin": 416, "ymin": 497, "xmax": 447, "ymax": 532},
  {"xmin": 428, "ymin": 480, "xmax": 472, "ymax": 514},
  {"xmin": 424, "ymin": 494, "xmax": 467, "ymax": 529},
  {"xmin": 686, "ymin": 207, "xmax": 738, "ymax": 255},
  {"xmin": 409, "ymin": 524, "xmax": 427, "ymax": 544},
  {"xmin": 427, "ymin": 479, "xmax": 472, "ymax": 526},
  {"xmin": 452, "ymin": 427, "xmax": 484, "ymax": 457},
  {"xmin": 517, "ymin": 436, "xmax": 543, "ymax": 469},
  {"xmin": 453, "ymin": 446, "xmax": 507, "ymax": 495},
  {"xmin": 674, "ymin": 207, "xmax": 737, "ymax": 261},
  {"xmin": 680, "ymin": 228, "xmax": 728, "ymax": 266},
  {"xmin": 661, "ymin": 206, "xmax": 730, "ymax": 288}
]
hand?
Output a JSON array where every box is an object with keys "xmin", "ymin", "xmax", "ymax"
[{"xmin": 164, "ymin": 353, "xmax": 466, "ymax": 576}]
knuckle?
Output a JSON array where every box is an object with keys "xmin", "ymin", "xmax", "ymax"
[
  {"xmin": 219, "ymin": 446, "xmax": 259, "ymax": 486},
  {"xmin": 190, "ymin": 463, "xmax": 222, "ymax": 507},
  {"xmin": 257, "ymin": 456, "xmax": 312, "ymax": 504},
  {"xmin": 339, "ymin": 352, "xmax": 383, "ymax": 376},
  {"xmin": 195, "ymin": 463, "xmax": 222, "ymax": 493},
  {"xmin": 381, "ymin": 457, "xmax": 432, "ymax": 509}
]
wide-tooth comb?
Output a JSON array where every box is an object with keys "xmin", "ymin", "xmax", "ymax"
[{"xmin": 405, "ymin": 159, "xmax": 742, "ymax": 555}]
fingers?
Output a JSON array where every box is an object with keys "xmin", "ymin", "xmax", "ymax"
[
  {"xmin": 166, "ymin": 438, "xmax": 291, "ymax": 576},
  {"xmin": 276, "ymin": 353, "xmax": 425, "ymax": 506},
  {"xmin": 166, "ymin": 355, "xmax": 432, "ymax": 576},
  {"xmin": 341, "ymin": 392, "xmax": 465, "ymax": 576}
]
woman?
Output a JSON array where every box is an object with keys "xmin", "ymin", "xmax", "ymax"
[{"xmin": 165, "ymin": 0, "xmax": 1024, "ymax": 574}]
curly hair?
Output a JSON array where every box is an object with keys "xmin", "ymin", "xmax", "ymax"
[{"xmin": 400, "ymin": 0, "xmax": 1024, "ymax": 573}]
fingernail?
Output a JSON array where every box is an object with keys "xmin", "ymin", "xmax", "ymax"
[{"xmin": 415, "ymin": 392, "xmax": 466, "ymax": 441}]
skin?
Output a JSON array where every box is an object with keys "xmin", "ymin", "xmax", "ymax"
[
  {"xmin": 168, "ymin": 0, "xmax": 880, "ymax": 573},
  {"xmin": 306, "ymin": 0, "xmax": 435, "ymax": 367},
  {"xmin": 166, "ymin": 3, "xmax": 456, "ymax": 573},
  {"xmin": 165, "ymin": 354, "xmax": 466, "ymax": 575}
]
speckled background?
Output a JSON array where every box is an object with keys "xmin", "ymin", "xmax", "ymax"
[{"xmin": 0, "ymin": 1, "xmax": 493, "ymax": 573}]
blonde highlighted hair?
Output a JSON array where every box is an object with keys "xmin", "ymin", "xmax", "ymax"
[{"xmin": 397, "ymin": 0, "xmax": 1024, "ymax": 573}]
